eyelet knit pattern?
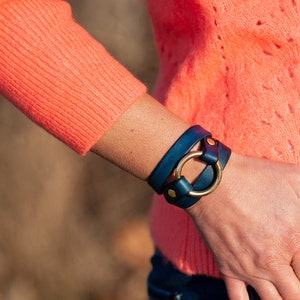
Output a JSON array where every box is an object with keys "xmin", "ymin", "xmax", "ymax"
[{"xmin": 148, "ymin": 0, "xmax": 300, "ymax": 276}]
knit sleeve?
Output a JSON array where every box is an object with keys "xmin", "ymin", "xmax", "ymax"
[{"xmin": 0, "ymin": 0, "xmax": 147, "ymax": 155}]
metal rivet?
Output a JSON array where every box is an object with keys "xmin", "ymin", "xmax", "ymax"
[
  {"xmin": 168, "ymin": 189, "xmax": 176, "ymax": 198},
  {"xmin": 207, "ymin": 137, "xmax": 216, "ymax": 146}
]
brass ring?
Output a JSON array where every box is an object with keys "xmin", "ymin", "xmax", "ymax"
[{"xmin": 174, "ymin": 151, "xmax": 222, "ymax": 197}]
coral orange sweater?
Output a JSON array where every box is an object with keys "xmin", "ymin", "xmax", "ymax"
[{"xmin": 1, "ymin": 0, "xmax": 300, "ymax": 277}]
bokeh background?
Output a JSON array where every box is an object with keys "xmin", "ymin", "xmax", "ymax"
[{"xmin": 0, "ymin": 1, "xmax": 159, "ymax": 299}]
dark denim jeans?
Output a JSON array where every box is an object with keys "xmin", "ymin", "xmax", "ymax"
[{"xmin": 147, "ymin": 251, "xmax": 261, "ymax": 300}]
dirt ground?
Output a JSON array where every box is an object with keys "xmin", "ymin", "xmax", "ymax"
[{"xmin": 0, "ymin": 1, "xmax": 158, "ymax": 299}]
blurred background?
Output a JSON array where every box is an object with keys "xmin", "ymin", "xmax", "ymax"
[{"xmin": 0, "ymin": 0, "xmax": 159, "ymax": 299}]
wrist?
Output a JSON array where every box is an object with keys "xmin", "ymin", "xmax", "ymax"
[{"xmin": 185, "ymin": 152, "xmax": 241, "ymax": 216}]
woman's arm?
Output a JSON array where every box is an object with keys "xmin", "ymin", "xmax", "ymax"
[
  {"xmin": 92, "ymin": 93, "xmax": 189, "ymax": 179},
  {"xmin": 0, "ymin": 0, "xmax": 146, "ymax": 154},
  {"xmin": 93, "ymin": 92, "xmax": 300, "ymax": 300}
]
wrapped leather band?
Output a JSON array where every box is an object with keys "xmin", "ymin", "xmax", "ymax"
[
  {"xmin": 148, "ymin": 125, "xmax": 231, "ymax": 209},
  {"xmin": 148, "ymin": 125, "xmax": 211, "ymax": 194}
]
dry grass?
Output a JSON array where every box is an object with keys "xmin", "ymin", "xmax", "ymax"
[{"xmin": 0, "ymin": 1, "xmax": 158, "ymax": 299}]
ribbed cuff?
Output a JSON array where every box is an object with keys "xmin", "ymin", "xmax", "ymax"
[{"xmin": 0, "ymin": 0, "xmax": 147, "ymax": 154}]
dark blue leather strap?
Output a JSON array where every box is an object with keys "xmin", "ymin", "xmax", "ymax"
[{"xmin": 148, "ymin": 125, "xmax": 211, "ymax": 194}]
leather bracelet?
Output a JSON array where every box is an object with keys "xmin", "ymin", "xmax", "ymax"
[
  {"xmin": 148, "ymin": 125, "xmax": 211, "ymax": 194},
  {"xmin": 148, "ymin": 125, "xmax": 231, "ymax": 209},
  {"xmin": 163, "ymin": 138, "xmax": 231, "ymax": 208}
]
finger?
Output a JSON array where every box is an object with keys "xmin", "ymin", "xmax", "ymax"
[
  {"xmin": 250, "ymin": 280, "xmax": 282, "ymax": 300},
  {"xmin": 270, "ymin": 265, "xmax": 300, "ymax": 299},
  {"xmin": 223, "ymin": 276, "xmax": 249, "ymax": 300},
  {"xmin": 291, "ymin": 252, "xmax": 300, "ymax": 281}
]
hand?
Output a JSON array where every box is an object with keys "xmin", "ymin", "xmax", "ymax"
[{"xmin": 187, "ymin": 153, "xmax": 300, "ymax": 300}]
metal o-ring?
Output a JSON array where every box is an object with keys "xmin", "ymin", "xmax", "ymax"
[{"xmin": 174, "ymin": 151, "xmax": 223, "ymax": 197}]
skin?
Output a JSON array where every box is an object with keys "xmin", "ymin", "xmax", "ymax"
[{"xmin": 92, "ymin": 93, "xmax": 300, "ymax": 300}]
